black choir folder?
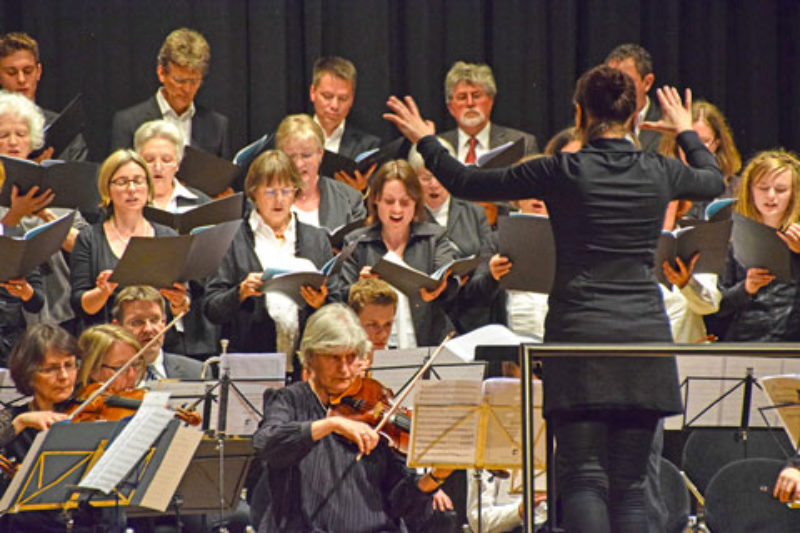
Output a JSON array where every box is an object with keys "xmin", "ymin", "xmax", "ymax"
[
  {"xmin": 497, "ymin": 214, "xmax": 555, "ymax": 293},
  {"xmin": 370, "ymin": 254, "xmax": 483, "ymax": 297},
  {"xmin": 31, "ymin": 93, "xmax": 86, "ymax": 159},
  {"xmin": 326, "ymin": 218, "xmax": 365, "ymax": 250},
  {"xmin": 654, "ymin": 219, "xmax": 733, "ymax": 286},
  {"xmin": 319, "ymin": 137, "xmax": 409, "ymax": 177},
  {"xmin": 176, "ymin": 146, "xmax": 242, "ymax": 197},
  {"xmin": 109, "ymin": 219, "xmax": 241, "ymax": 287},
  {"xmin": 732, "ymin": 213, "xmax": 796, "ymax": 280},
  {"xmin": 0, "ymin": 211, "xmax": 75, "ymax": 281},
  {"xmin": 0, "ymin": 155, "xmax": 100, "ymax": 214},
  {"xmin": 144, "ymin": 192, "xmax": 244, "ymax": 234}
]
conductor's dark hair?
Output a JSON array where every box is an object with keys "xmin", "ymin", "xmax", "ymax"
[
  {"xmin": 573, "ymin": 65, "xmax": 637, "ymax": 142},
  {"xmin": 9, "ymin": 324, "xmax": 78, "ymax": 396}
]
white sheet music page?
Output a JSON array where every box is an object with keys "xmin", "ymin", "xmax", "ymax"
[
  {"xmin": 409, "ymin": 380, "xmax": 482, "ymax": 467},
  {"xmin": 761, "ymin": 374, "xmax": 800, "ymax": 449},
  {"xmin": 482, "ymin": 378, "xmax": 523, "ymax": 468},
  {"xmin": 78, "ymin": 391, "xmax": 173, "ymax": 494}
]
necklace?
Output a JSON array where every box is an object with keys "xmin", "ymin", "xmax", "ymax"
[{"xmin": 109, "ymin": 218, "xmax": 147, "ymax": 245}]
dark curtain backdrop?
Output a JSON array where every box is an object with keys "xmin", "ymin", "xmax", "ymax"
[{"xmin": 1, "ymin": 0, "xmax": 797, "ymax": 163}]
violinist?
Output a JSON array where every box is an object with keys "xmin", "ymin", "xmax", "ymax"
[
  {"xmin": 75, "ymin": 323, "xmax": 144, "ymax": 394},
  {"xmin": 0, "ymin": 324, "xmax": 77, "ymax": 461},
  {"xmin": 0, "ymin": 324, "xmax": 79, "ymax": 533},
  {"xmin": 254, "ymin": 303, "xmax": 452, "ymax": 532}
]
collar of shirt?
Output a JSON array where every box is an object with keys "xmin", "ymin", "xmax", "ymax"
[
  {"xmin": 166, "ymin": 179, "xmax": 200, "ymax": 212},
  {"xmin": 314, "ymin": 115, "xmax": 346, "ymax": 153},
  {"xmin": 428, "ymin": 195, "xmax": 451, "ymax": 228},
  {"xmin": 457, "ymin": 122, "xmax": 491, "ymax": 163},
  {"xmin": 156, "ymin": 88, "xmax": 196, "ymax": 121},
  {"xmin": 635, "ymin": 96, "xmax": 651, "ymax": 135},
  {"xmin": 249, "ymin": 208, "xmax": 297, "ymax": 246}
]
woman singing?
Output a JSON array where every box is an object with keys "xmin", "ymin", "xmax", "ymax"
[{"xmin": 385, "ymin": 66, "xmax": 724, "ymax": 532}]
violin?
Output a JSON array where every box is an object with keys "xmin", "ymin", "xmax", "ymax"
[
  {"xmin": 329, "ymin": 375, "xmax": 412, "ymax": 454},
  {"xmin": 65, "ymin": 382, "xmax": 202, "ymax": 426}
]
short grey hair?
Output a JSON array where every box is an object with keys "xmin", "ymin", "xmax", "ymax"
[
  {"xmin": 407, "ymin": 136, "xmax": 456, "ymax": 173},
  {"xmin": 0, "ymin": 90, "xmax": 45, "ymax": 150},
  {"xmin": 133, "ymin": 119, "xmax": 185, "ymax": 161},
  {"xmin": 444, "ymin": 61, "xmax": 497, "ymax": 104},
  {"xmin": 298, "ymin": 303, "xmax": 371, "ymax": 369}
]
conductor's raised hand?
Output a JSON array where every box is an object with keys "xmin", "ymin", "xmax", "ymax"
[
  {"xmin": 640, "ymin": 86, "xmax": 693, "ymax": 134},
  {"xmin": 383, "ymin": 96, "xmax": 436, "ymax": 143}
]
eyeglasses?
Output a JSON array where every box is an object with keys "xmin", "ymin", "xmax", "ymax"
[
  {"xmin": 36, "ymin": 361, "xmax": 79, "ymax": 376},
  {"xmin": 102, "ymin": 360, "xmax": 144, "ymax": 373},
  {"xmin": 263, "ymin": 187, "xmax": 297, "ymax": 199},
  {"xmin": 169, "ymin": 74, "xmax": 203, "ymax": 87},
  {"xmin": 110, "ymin": 177, "xmax": 148, "ymax": 188}
]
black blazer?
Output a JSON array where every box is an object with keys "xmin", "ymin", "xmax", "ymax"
[
  {"xmin": 338, "ymin": 123, "xmax": 381, "ymax": 159},
  {"xmin": 418, "ymin": 131, "xmax": 724, "ymax": 415},
  {"xmin": 204, "ymin": 215, "xmax": 332, "ymax": 355},
  {"xmin": 110, "ymin": 95, "xmax": 231, "ymax": 158}
]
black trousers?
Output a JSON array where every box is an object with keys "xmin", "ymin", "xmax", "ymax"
[{"xmin": 552, "ymin": 410, "xmax": 660, "ymax": 533}]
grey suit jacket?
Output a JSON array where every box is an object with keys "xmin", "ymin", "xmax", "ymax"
[
  {"xmin": 110, "ymin": 95, "xmax": 231, "ymax": 158},
  {"xmin": 317, "ymin": 176, "xmax": 367, "ymax": 230},
  {"xmin": 163, "ymin": 351, "xmax": 204, "ymax": 379},
  {"xmin": 441, "ymin": 122, "xmax": 539, "ymax": 161}
]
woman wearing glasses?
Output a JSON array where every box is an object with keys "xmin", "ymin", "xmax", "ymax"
[
  {"xmin": 69, "ymin": 150, "xmax": 186, "ymax": 331},
  {"xmin": 75, "ymin": 324, "xmax": 144, "ymax": 394},
  {"xmin": 205, "ymin": 150, "xmax": 332, "ymax": 377},
  {"xmin": 275, "ymin": 114, "xmax": 366, "ymax": 231}
]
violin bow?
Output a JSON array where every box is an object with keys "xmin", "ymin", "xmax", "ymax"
[
  {"xmin": 356, "ymin": 331, "xmax": 455, "ymax": 460},
  {"xmin": 67, "ymin": 310, "xmax": 188, "ymax": 422}
]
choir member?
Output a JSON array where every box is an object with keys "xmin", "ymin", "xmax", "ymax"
[
  {"xmin": 385, "ymin": 65, "xmax": 723, "ymax": 531},
  {"xmin": 332, "ymin": 160, "xmax": 458, "ymax": 348},
  {"xmin": 275, "ymin": 114, "xmax": 366, "ymax": 230},
  {"xmin": 0, "ymin": 90, "xmax": 87, "ymax": 332},
  {"xmin": 110, "ymin": 28, "xmax": 230, "ymax": 158},
  {"xmin": 134, "ymin": 119, "xmax": 218, "ymax": 358},
  {"xmin": 204, "ymin": 150, "xmax": 331, "ymax": 377},
  {"xmin": 253, "ymin": 303, "xmax": 451, "ymax": 532},
  {"xmin": 659, "ymin": 100, "xmax": 742, "ymax": 219},
  {"xmin": 716, "ymin": 150, "xmax": 800, "ymax": 341},
  {"xmin": 69, "ymin": 149, "xmax": 188, "ymax": 330}
]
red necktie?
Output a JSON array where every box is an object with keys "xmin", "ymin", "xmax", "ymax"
[{"xmin": 465, "ymin": 137, "xmax": 478, "ymax": 165}]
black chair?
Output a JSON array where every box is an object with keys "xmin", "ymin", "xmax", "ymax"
[
  {"xmin": 705, "ymin": 458, "xmax": 800, "ymax": 532},
  {"xmin": 660, "ymin": 457, "xmax": 690, "ymax": 533},
  {"xmin": 681, "ymin": 427, "xmax": 793, "ymax": 496}
]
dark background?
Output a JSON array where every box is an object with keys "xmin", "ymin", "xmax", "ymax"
[{"xmin": 1, "ymin": 0, "xmax": 797, "ymax": 164}]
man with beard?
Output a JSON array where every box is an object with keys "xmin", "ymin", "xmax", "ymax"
[{"xmin": 439, "ymin": 61, "xmax": 538, "ymax": 165}]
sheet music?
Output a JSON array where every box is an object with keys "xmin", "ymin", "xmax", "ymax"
[
  {"xmin": 78, "ymin": 392, "xmax": 173, "ymax": 494},
  {"xmin": 138, "ymin": 425, "xmax": 203, "ymax": 511},
  {"xmin": 761, "ymin": 375, "xmax": 800, "ymax": 449},
  {"xmin": 409, "ymin": 380, "xmax": 482, "ymax": 466},
  {"xmin": 483, "ymin": 378, "xmax": 522, "ymax": 467},
  {"xmin": 443, "ymin": 324, "xmax": 535, "ymax": 362},
  {"xmin": 152, "ymin": 379, "xmax": 210, "ymax": 411}
]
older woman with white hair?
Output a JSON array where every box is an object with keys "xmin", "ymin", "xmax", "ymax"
[
  {"xmin": 134, "ymin": 119, "xmax": 216, "ymax": 359},
  {"xmin": 0, "ymin": 91, "xmax": 88, "ymax": 333},
  {"xmin": 253, "ymin": 303, "xmax": 451, "ymax": 532},
  {"xmin": 133, "ymin": 119, "xmax": 210, "ymax": 211}
]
